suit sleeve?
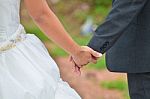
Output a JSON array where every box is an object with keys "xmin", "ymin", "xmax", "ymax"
[{"xmin": 88, "ymin": 0, "xmax": 147, "ymax": 54}]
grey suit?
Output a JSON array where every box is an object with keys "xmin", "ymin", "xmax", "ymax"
[
  {"xmin": 88, "ymin": 0, "xmax": 150, "ymax": 98},
  {"xmin": 88, "ymin": 0, "xmax": 149, "ymax": 73}
]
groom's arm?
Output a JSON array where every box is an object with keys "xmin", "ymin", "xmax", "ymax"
[{"xmin": 88, "ymin": 0, "xmax": 147, "ymax": 54}]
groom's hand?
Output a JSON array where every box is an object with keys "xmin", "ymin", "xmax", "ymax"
[{"xmin": 70, "ymin": 46, "xmax": 102, "ymax": 68}]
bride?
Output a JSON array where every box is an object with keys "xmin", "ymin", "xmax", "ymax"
[{"xmin": 0, "ymin": 0, "xmax": 101, "ymax": 99}]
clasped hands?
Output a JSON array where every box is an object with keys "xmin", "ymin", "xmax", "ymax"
[{"xmin": 69, "ymin": 46, "xmax": 102, "ymax": 75}]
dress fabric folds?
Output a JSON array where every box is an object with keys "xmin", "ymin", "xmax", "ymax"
[{"xmin": 0, "ymin": 25, "xmax": 81, "ymax": 99}]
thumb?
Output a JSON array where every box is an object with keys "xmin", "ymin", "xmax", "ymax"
[
  {"xmin": 84, "ymin": 46, "xmax": 102, "ymax": 58},
  {"xmin": 91, "ymin": 50, "xmax": 102, "ymax": 58}
]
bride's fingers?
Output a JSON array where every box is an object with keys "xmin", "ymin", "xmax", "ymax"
[
  {"xmin": 87, "ymin": 57, "xmax": 97, "ymax": 64},
  {"xmin": 74, "ymin": 65, "xmax": 81, "ymax": 76},
  {"xmin": 69, "ymin": 56, "xmax": 82, "ymax": 67},
  {"xmin": 70, "ymin": 57, "xmax": 81, "ymax": 75},
  {"xmin": 91, "ymin": 58, "xmax": 97, "ymax": 64},
  {"xmin": 69, "ymin": 57, "xmax": 78, "ymax": 72},
  {"xmin": 91, "ymin": 54, "xmax": 100, "ymax": 60},
  {"xmin": 69, "ymin": 55, "xmax": 73, "ymax": 62}
]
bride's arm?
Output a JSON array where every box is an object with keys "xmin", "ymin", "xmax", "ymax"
[
  {"xmin": 24, "ymin": 0, "xmax": 101, "ymax": 66},
  {"xmin": 24, "ymin": 0, "xmax": 80, "ymax": 55}
]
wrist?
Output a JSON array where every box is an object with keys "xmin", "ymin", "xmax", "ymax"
[{"xmin": 70, "ymin": 44, "xmax": 81, "ymax": 56}]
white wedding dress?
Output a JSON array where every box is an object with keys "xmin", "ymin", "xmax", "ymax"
[{"xmin": 0, "ymin": 0, "xmax": 81, "ymax": 99}]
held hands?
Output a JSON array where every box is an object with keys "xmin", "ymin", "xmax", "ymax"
[{"xmin": 69, "ymin": 46, "xmax": 102, "ymax": 75}]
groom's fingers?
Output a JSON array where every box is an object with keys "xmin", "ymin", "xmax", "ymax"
[{"xmin": 91, "ymin": 50, "xmax": 102, "ymax": 58}]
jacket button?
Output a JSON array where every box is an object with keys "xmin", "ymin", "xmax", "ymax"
[{"xmin": 105, "ymin": 41, "xmax": 109, "ymax": 45}]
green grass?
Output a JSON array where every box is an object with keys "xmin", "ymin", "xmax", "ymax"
[
  {"xmin": 123, "ymin": 91, "xmax": 130, "ymax": 99},
  {"xmin": 24, "ymin": 24, "xmax": 49, "ymax": 41},
  {"xmin": 101, "ymin": 80, "xmax": 130, "ymax": 99},
  {"xmin": 50, "ymin": 46, "xmax": 68, "ymax": 57},
  {"xmin": 94, "ymin": 6, "xmax": 110, "ymax": 17},
  {"xmin": 101, "ymin": 80, "xmax": 128, "ymax": 91},
  {"xmin": 49, "ymin": 35, "xmax": 92, "ymax": 57},
  {"xmin": 87, "ymin": 55, "xmax": 106, "ymax": 70}
]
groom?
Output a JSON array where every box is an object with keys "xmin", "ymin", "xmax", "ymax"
[{"xmin": 72, "ymin": 0, "xmax": 150, "ymax": 99}]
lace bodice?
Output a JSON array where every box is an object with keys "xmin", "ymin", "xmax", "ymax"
[{"xmin": 0, "ymin": 0, "xmax": 21, "ymax": 42}]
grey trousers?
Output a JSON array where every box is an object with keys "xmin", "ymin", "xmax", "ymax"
[{"xmin": 127, "ymin": 73, "xmax": 150, "ymax": 99}]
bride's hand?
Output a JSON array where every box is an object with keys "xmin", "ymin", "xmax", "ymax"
[
  {"xmin": 72, "ymin": 46, "xmax": 102, "ymax": 66},
  {"xmin": 69, "ymin": 56, "xmax": 82, "ymax": 76},
  {"xmin": 69, "ymin": 46, "xmax": 102, "ymax": 75}
]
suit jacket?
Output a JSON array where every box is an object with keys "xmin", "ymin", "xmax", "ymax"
[{"xmin": 88, "ymin": 0, "xmax": 150, "ymax": 73}]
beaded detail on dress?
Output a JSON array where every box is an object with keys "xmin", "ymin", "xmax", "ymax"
[{"xmin": 0, "ymin": 24, "xmax": 26, "ymax": 52}]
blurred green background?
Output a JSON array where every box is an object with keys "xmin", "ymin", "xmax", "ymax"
[
  {"xmin": 21, "ymin": 0, "xmax": 112, "ymax": 69},
  {"xmin": 20, "ymin": 0, "xmax": 129, "ymax": 99}
]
